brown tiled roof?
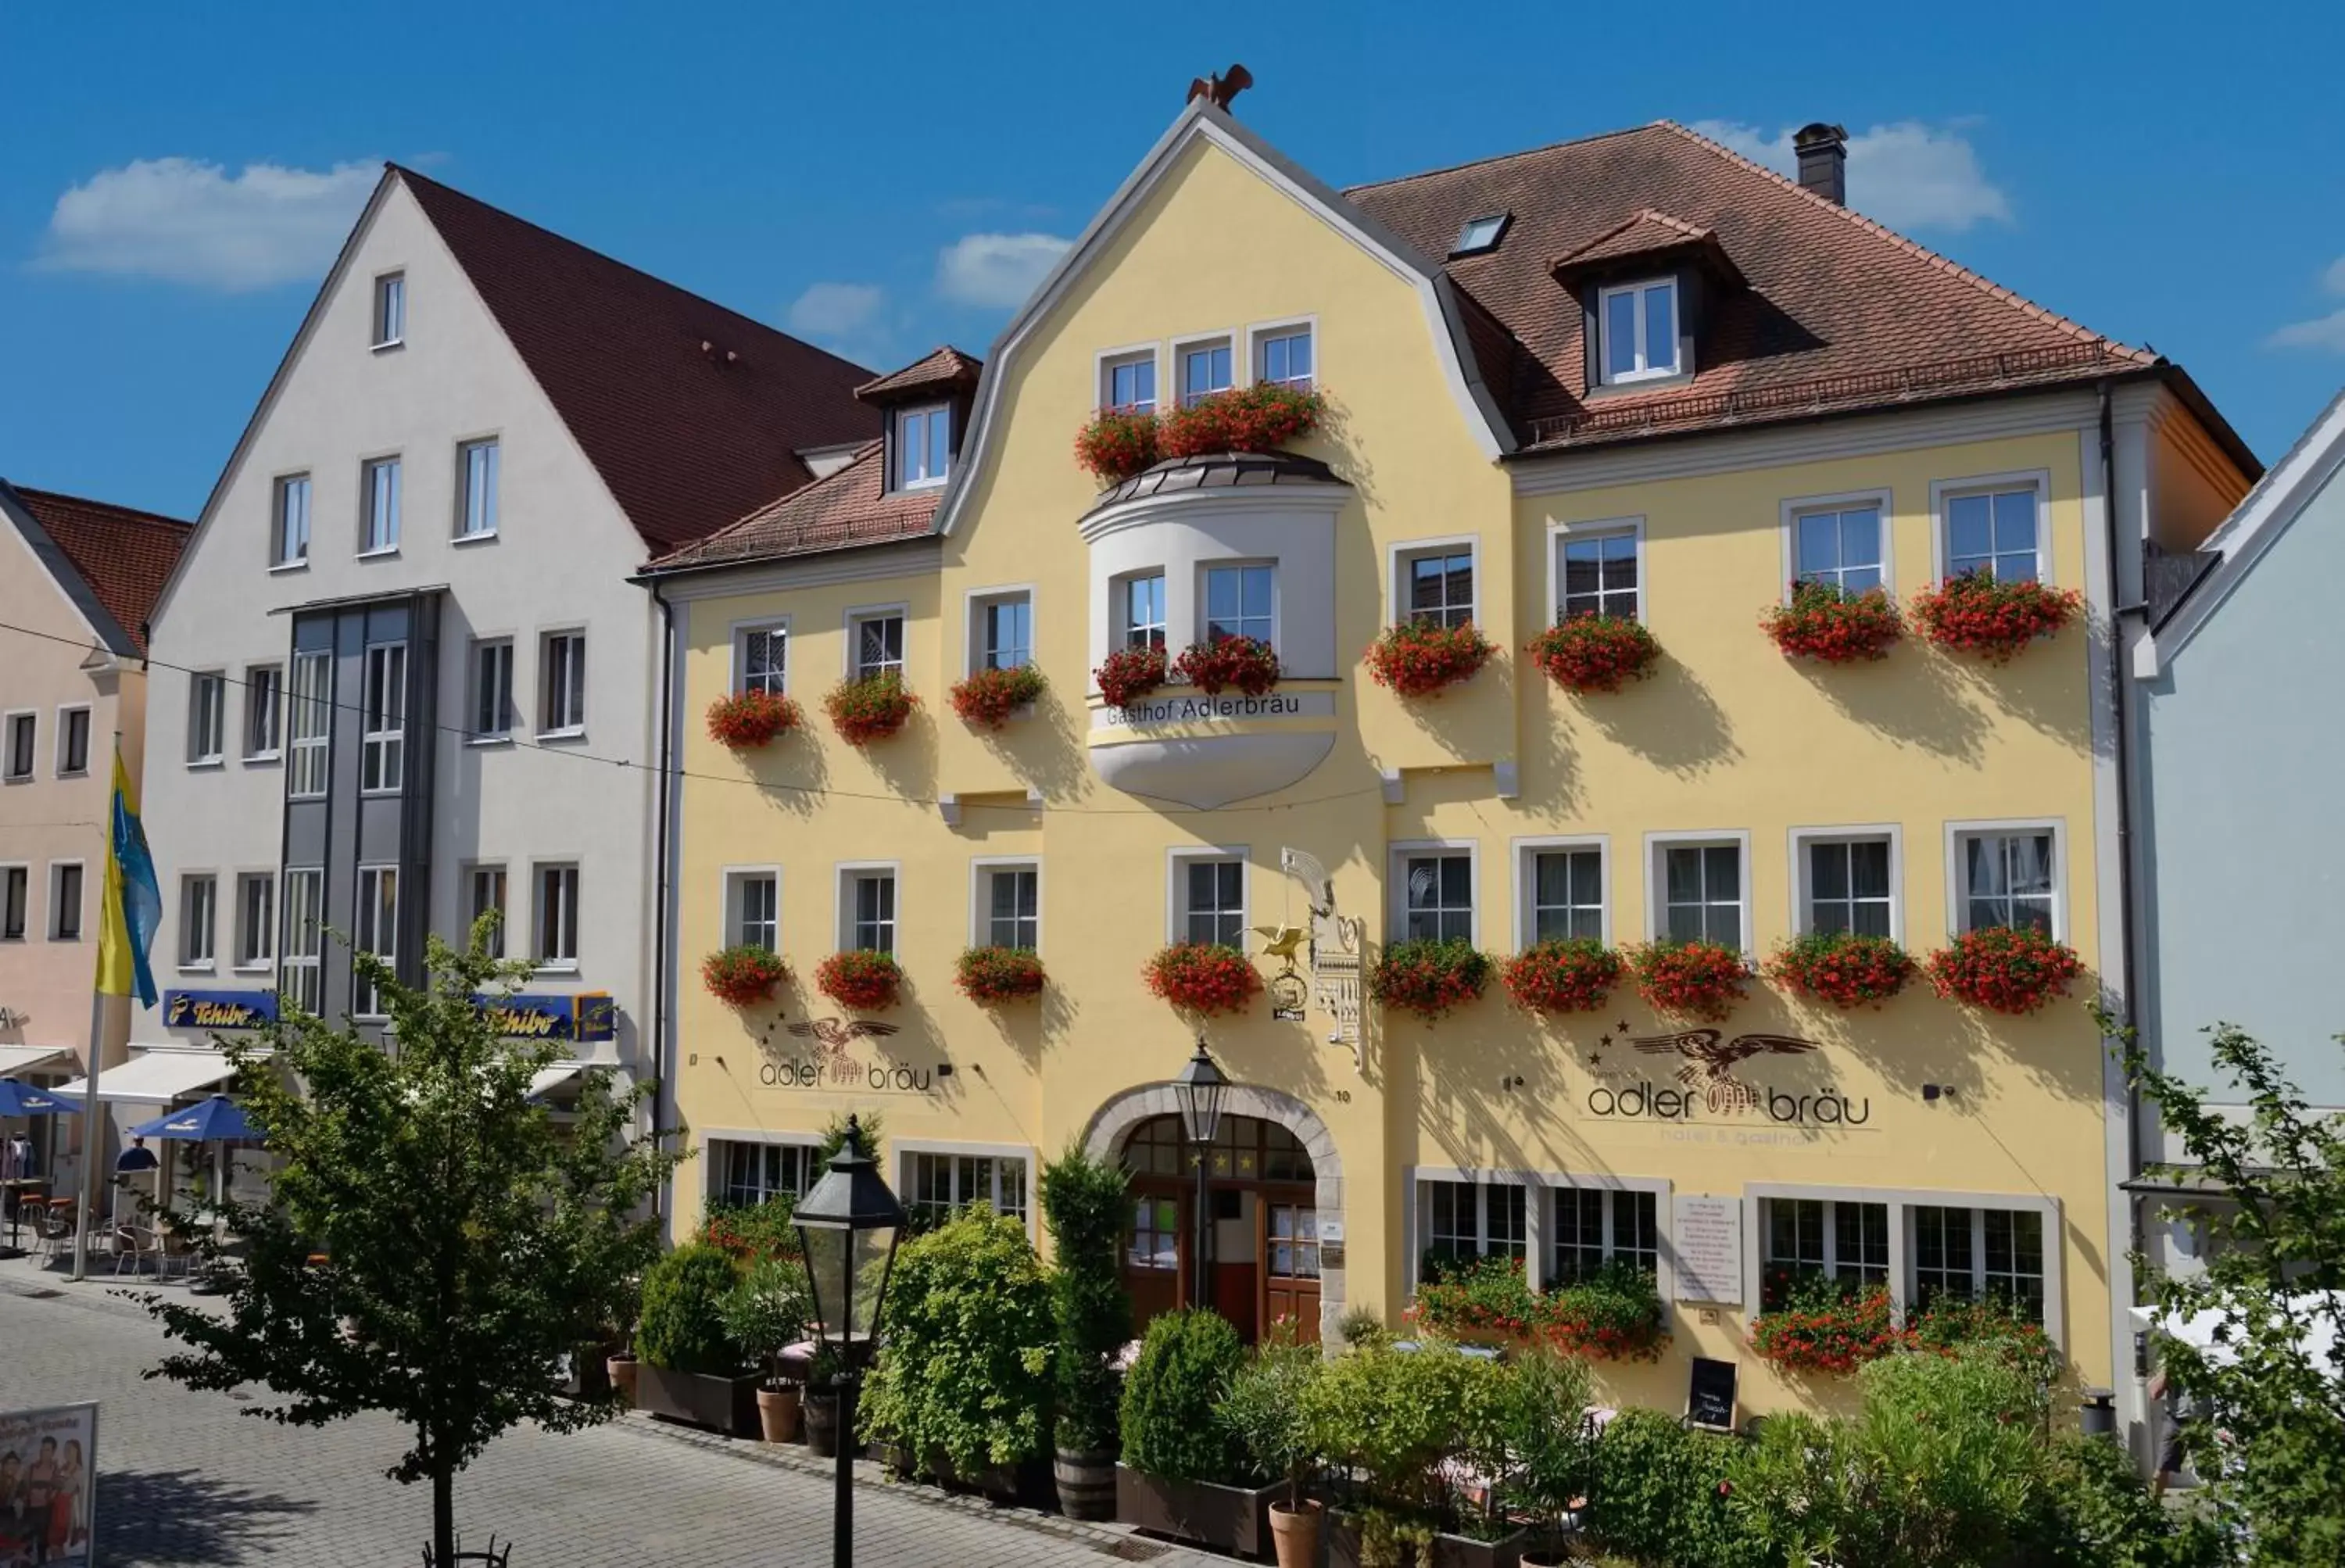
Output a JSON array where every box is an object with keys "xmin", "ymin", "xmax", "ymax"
[
  {"xmin": 1346, "ymin": 121, "xmax": 2159, "ymax": 453},
  {"xmin": 647, "ymin": 443, "xmax": 940, "ymax": 571},
  {"xmin": 1550, "ymin": 208, "xmax": 1713, "ymax": 270},
  {"xmin": 394, "ymin": 166, "xmax": 881, "ymax": 552},
  {"xmin": 855, "ymin": 346, "xmax": 983, "ymax": 403},
  {"xmin": 1, "ymin": 481, "xmax": 192, "ymax": 654}
]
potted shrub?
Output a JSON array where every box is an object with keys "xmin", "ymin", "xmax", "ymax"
[
  {"xmin": 802, "ymin": 1343, "xmax": 845, "ymax": 1456},
  {"xmin": 1526, "ymin": 614, "xmax": 1659, "ymax": 694},
  {"xmin": 633, "ymin": 1242, "xmax": 761, "ymax": 1435},
  {"xmin": 1910, "ymin": 572, "xmax": 2083, "ymax": 664},
  {"xmin": 1095, "ymin": 644, "xmax": 1170, "ymax": 708},
  {"xmin": 1580, "ymin": 1409, "xmax": 1742, "ymax": 1568},
  {"xmin": 1497, "ymin": 1346, "xmax": 1594, "ymax": 1568},
  {"xmin": 1143, "ymin": 943, "xmax": 1262, "ymax": 1017},
  {"xmin": 1115, "ymin": 1308, "xmax": 1278, "ymax": 1554},
  {"xmin": 824, "ymin": 669, "xmax": 918, "ymax": 745},
  {"xmin": 1765, "ymin": 931, "xmax": 1917, "ymax": 1009},
  {"xmin": 1499, "ymin": 938, "xmax": 1624, "ymax": 1015},
  {"xmin": 706, "ymin": 687, "xmax": 803, "ymax": 749},
  {"xmin": 1761, "ymin": 581, "xmax": 1904, "ymax": 664},
  {"xmin": 1365, "ymin": 621, "xmax": 1495, "ymax": 699},
  {"xmin": 1175, "ymin": 635, "xmax": 1281, "ymax": 696},
  {"xmin": 1627, "ymin": 940, "xmax": 1749, "ymax": 1022},
  {"xmin": 1076, "ymin": 406, "xmax": 1161, "ymax": 485},
  {"xmin": 1040, "ymin": 1144, "xmax": 1133, "ymax": 1520},
  {"xmin": 1219, "ymin": 1324, "xmax": 1326, "ymax": 1568},
  {"xmin": 1305, "ymin": 1339, "xmax": 1492, "ymax": 1568},
  {"xmin": 950, "ymin": 664, "xmax": 1047, "ymax": 730},
  {"xmin": 721, "ymin": 1255, "xmax": 811, "ymax": 1444},
  {"xmin": 701, "ymin": 945, "xmax": 789, "ymax": 1008},
  {"xmin": 1158, "ymin": 382, "xmax": 1326, "ymax": 459},
  {"xmin": 1925, "ymin": 925, "xmax": 2082, "ymax": 1015},
  {"xmin": 604, "ymin": 1274, "xmax": 643, "ymax": 1409},
  {"xmin": 1542, "ymin": 1263, "xmax": 1670, "ymax": 1363},
  {"xmin": 1369, "ymin": 937, "xmax": 1491, "ymax": 1022},
  {"xmin": 1749, "ymin": 1271, "xmax": 1906, "ymax": 1375},
  {"xmin": 954, "ymin": 945, "xmax": 1045, "ymax": 1004},
  {"xmin": 815, "ymin": 949, "xmax": 902, "ymax": 1011}
]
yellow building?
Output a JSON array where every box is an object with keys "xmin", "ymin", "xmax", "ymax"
[{"xmin": 639, "ymin": 104, "xmax": 2254, "ymax": 1432}]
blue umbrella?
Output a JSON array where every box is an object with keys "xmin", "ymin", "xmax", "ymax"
[
  {"xmin": 131, "ymin": 1095, "xmax": 260, "ymax": 1144},
  {"xmin": 0, "ymin": 1078, "xmax": 77, "ymax": 1119}
]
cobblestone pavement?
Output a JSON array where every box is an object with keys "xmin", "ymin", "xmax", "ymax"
[{"xmin": 0, "ymin": 1258, "xmax": 1223, "ymax": 1568}]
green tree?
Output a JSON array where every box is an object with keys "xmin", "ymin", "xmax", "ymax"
[
  {"xmin": 1039, "ymin": 1142, "xmax": 1131, "ymax": 1455},
  {"xmin": 138, "ymin": 923, "xmax": 680, "ymax": 1568}
]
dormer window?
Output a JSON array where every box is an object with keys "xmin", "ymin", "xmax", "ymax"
[
  {"xmin": 896, "ymin": 403, "xmax": 951, "ymax": 490},
  {"xmin": 1452, "ymin": 213, "xmax": 1509, "ymax": 257},
  {"xmin": 1599, "ymin": 278, "xmax": 1681, "ymax": 385}
]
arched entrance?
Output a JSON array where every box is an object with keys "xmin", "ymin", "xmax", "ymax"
[{"xmin": 1086, "ymin": 1083, "xmax": 1344, "ymax": 1346}]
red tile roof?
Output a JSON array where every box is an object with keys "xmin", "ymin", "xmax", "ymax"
[
  {"xmin": 647, "ymin": 442, "xmax": 941, "ymax": 571},
  {"xmin": 855, "ymin": 346, "xmax": 983, "ymax": 403},
  {"xmin": 1550, "ymin": 208, "xmax": 1715, "ymax": 270},
  {"xmin": 394, "ymin": 166, "xmax": 882, "ymax": 553},
  {"xmin": 2, "ymin": 481, "xmax": 192, "ymax": 653}
]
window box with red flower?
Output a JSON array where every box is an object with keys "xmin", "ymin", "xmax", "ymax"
[
  {"xmin": 706, "ymin": 689, "xmax": 803, "ymax": 750},
  {"xmin": 1409, "ymin": 1255, "xmax": 1667, "ymax": 1362},
  {"xmin": 1542, "ymin": 1262, "xmax": 1670, "ymax": 1364},
  {"xmin": 1073, "ymin": 407, "xmax": 1160, "ymax": 486},
  {"xmin": 1094, "ymin": 644, "xmax": 1169, "ymax": 709},
  {"xmin": 1526, "ymin": 614, "xmax": 1660, "ymax": 694},
  {"xmin": 1765, "ymin": 931, "xmax": 1917, "ymax": 1009},
  {"xmin": 824, "ymin": 671, "xmax": 918, "ymax": 746},
  {"xmin": 1925, "ymin": 925, "xmax": 2082, "ymax": 1015},
  {"xmin": 954, "ymin": 945, "xmax": 1045, "ymax": 1004},
  {"xmin": 1141, "ymin": 942, "xmax": 1262, "ymax": 1016},
  {"xmin": 702, "ymin": 946, "xmax": 790, "ymax": 1008},
  {"xmin": 1368, "ymin": 937, "xmax": 1491, "ymax": 1022},
  {"xmin": 1156, "ymin": 383, "xmax": 1325, "ymax": 460},
  {"xmin": 1627, "ymin": 939, "xmax": 1749, "ymax": 1022},
  {"xmin": 1407, "ymin": 1253, "xmax": 1542, "ymax": 1343},
  {"xmin": 1749, "ymin": 1272, "xmax": 1904, "ymax": 1376},
  {"xmin": 815, "ymin": 949, "xmax": 903, "ymax": 1011},
  {"xmin": 1364, "ymin": 620, "xmax": 1494, "ymax": 698},
  {"xmin": 1501, "ymin": 938, "xmax": 1624, "ymax": 1015},
  {"xmin": 1761, "ymin": 581, "xmax": 1904, "ymax": 664},
  {"xmin": 1173, "ymin": 635, "xmax": 1280, "ymax": 696},
  {"xmin": 949, "ymin": 664, "xmax": 1047, "ymax": 730},
  {"xmin": 1910, "ymin": 571, "xmax": 2082, "ymax": 664}
]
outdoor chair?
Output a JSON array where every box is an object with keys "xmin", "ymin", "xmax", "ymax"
[
  {"xmin": 113, "ymin": 1223, "xmax": 165, "ymax": 1276},
  {"xmin": 37, "ymin": 1200, "xmax": 75, "ymax": 1261}
]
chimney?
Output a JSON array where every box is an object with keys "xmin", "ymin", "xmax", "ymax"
[{"xmin": 1792, "ymin": 123, "xmax": 1848, "ymax": 205}]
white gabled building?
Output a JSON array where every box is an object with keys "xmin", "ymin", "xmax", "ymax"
[{"xmin": 131, "ymin": 165, "xmax": 875, "ymax": 1154}]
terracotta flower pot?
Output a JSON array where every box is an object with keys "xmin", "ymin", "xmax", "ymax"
[
  {"xmin": 756, "ymin": 1382, "xmax": 801, "ymax": 1444},
  {"xmin": 606, "ymin": 1352, "xmax": 638, "ymax": 1409},
  {"xmin": 1269, "ymin": 1498, "xmax": 1324, "ymax": 1568}
]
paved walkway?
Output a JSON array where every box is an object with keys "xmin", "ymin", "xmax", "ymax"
[{"xmin": 0, "ymin": 1253, "xmax": 1220, "ymax": 1567}]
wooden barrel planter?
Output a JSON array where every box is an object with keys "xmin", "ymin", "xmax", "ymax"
[
  {"xmin": 804, "ymin": 1391, "xmax": 840, "ymax": 1457},
  {"xmin": 1054, "ymin": 1448, "xmax": 1117, "ymax": 1521}
]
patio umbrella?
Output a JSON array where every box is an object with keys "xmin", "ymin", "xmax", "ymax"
[
  {"xmin": 131, "ymin": 1095, "xmax": 263, "ymax": 1212},
  {"xmin": 0, "ymin": 1077, "xmax": 77, "ymax": 1255}
]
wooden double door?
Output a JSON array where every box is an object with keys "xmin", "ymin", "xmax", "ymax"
[{"xmin": 1121, "ymin": 1115, "xmax": 1321, "ymax": 1344}]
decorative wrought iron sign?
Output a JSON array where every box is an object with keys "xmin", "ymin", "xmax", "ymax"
[{"xmin": 1280, "ymin": 847, "xmax": 1363, "ymax": 1068}]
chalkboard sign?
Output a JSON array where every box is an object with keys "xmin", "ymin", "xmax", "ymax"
[{"xmin": 1687, "ymin": 1356, "xmax": 1738, "ymax": 1431}]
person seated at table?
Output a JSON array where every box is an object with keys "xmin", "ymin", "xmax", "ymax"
[{"xmin": 115, "ymin": 1137, "xmax": 159, "ymax": 1174}]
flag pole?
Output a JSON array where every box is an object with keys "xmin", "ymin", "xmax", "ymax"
[{"xmin": 69, "ymin": 731, "xmax": 126, "ymax": 1284}]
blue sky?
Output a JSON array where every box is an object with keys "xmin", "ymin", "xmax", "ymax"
[{"xmin": 5, "ymin": 1, "xmax": 2342, "ymax": 517}]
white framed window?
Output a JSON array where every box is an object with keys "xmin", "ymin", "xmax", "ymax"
[
  {"xmin": 1910, "ymin": 1205, "xmax": 2048, "ymax": 1323},
  {"xmin": 1552, "ymin": 521, "xmax": 1643, "ymax": 622},
  {"xmin": 354, "ymin": 865, "xmax": 399, "ymax": 1018},
  {"xmin": 534, "ymin": 863, "xmax": 579, "ymax": 970},
  {"xmin": 188, "ymin": 674, "xmax": 226, "ymax": 765},
  {"xmin": 1253, "ymin": 323, "xmax": 1313, "ymax": 389},
  {"xmin": 1748, "ymin": 1183, "xmax": 2063, "ymax": 1338},
  {"xmin": 1119, "ymin": 573, "xmax": 1167, "ymax": 651},
  {"xmin": 1934, "ymin": 473, "xmax": 2048, "ymax": 584},
  {"xmin": 848, "ymin": 610, "xmax": 904, "ymax": 681},
  {"xmin": 360, "ymin": 643, "xmax": 406, "ymax": 793},
  {"xmin": 971, "ymin": 589, "xmax": 1033, "ymax": 672},
  {"xmin": 1792, "ymin": 828, "xmax": 1900, "ymax": 940},
  {"xmin": 1948, "ymin": 820, "xmax": 2061, "ymax": 938},
  {"xmin": 1761, "ymin": 1195, "xmax": 1889, "ymax": 1308},
  {"xmin": 1393, "ymin": 540, "xmax": 1476, "ymax": 629},
  {"xmin": 470, "ymin": 639, "xmax": 514, "ymax": 739},
  {"xmin": 241, "ymin": 669, "xmax": 280, "ymax": 760},
  {"xmin": 1597, "ymin": 277, "xmax": 1681, "ymax": 384},
  {"xmin": 457, "ymin": 439, "xmax": 499, "ymax": 539},
  {"xmin": 287, "ymin": 650, "xmax": 331, "ymax": 797},
  {"xmin": 902, "ymin": 1147, "xmax": 1031, "ymax": 1228},
  {"xmin": 1100, "ymin": 349, "xmax": 1158, "ymax": 413},
  {"xmin": 2, "ymin": 866, "xmax": 28, "ymax": 941},
  {"xmin": 1416, "ymin": 1176, "xmax": 1528, "ymax": 1277},
  {"xmin": 1550, "ymin": 1184, "xmax": 1661, "ymax": 1283},
  {"xmin": 1392, "ymin": 843, "xmax": 1476, "ymax": 943},
  {"xmin": 48, "ymin": 863, "xmax": 83, "ymax": 941},
  {"xmin": 179, "ymin": 874, "xmax": 217, "ymax": 968},
  {"xmin": 466, "ymin": 865, "xmax": 507, "ymax": 957},
  {"xmin": 1785, "ymin": 492, "xmax": 1889, "ymax": 594},
  {"xmin": 709, "ymin": 1137, "xmax": 822, "ymax": 1210},
  {"xmin": 274, "ymin": 474, "xmax": 311, "ymax": 567},
  {"xmin": 372, "ymin": 271, "xmax": 405, "ymax": 348},
  {"xmin": 56, "ymin": 705, "xmax": 91, "ymax": 776},
  {"xmin": 839, "ymin": 865, "xmax": 897, "ymax": 954},
  {"xmin": 280, "ymin": 868, "xmax": 324, "ymax": 1014},
  {"xmin": 540, "ymin": 631, "xmax": 585, "ymax": 735},
  {"xmin": 2, "ymin": 713, "xmax": 33, "ymax": 782},
  {"xmin": 1647, "ymin": 832, "xmax": 1751, "ymax": 950},
  {"xmin": 1169, "ymin": 849, "xmax": 1247, "ymax": 948},
  {"xmin": 734, "ymin": 621, "xmax": 787, "ymax": 696},
  {"xmin": 1177, "ymin": 335, "xmax": 1233, "ymax": 406},
  {"xmin": 895, "ymin": 403, "xmax": 951, "ymax": 490},
  {"xmin": 726, "ymin": 868, "xmax": 780, "ymax": 951},
  {"xmin": 234, "ymin": 872, "xmax": 274, "ymax": 969},
  {"xmin": 1517, "ymin": 837, "xmax": 1607, "ymax": 946},
  {"xmin": 361, "ymin": 456, "xmax": 402, "ymax": 554},
  {"xmin": 1201, "ymin": 562, "xmax": 1274, "ymax": 646},
  {"xmin": 972, "ymin": 859, "xmax": 1040, "ymax": 950}
]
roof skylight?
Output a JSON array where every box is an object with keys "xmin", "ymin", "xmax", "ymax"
[{"xmin": 1451, "ymin": 212, "xmax": 1510, "ymax": 256}]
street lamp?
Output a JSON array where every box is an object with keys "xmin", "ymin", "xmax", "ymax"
[
  {"xmin": 1172, "ymin": 1036, "xmax": 1227, "ymax": 1311},
  {"xmin": 792, "ymin": 1115, "xmax": 907, "ymax": 1568}
]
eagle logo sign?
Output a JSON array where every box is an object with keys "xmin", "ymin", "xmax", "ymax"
[
  {"xmin": 786, "ymin": 1017, "xmax": 900, "ymax": 1082},
  {"xmin": 1632, "ymin": 1029, "xmax": 1819, "ymax": 1093}
]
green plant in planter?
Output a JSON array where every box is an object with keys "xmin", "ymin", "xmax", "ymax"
[
  {"xmin": 1337, "ymin": 1305, "xmax": 1391, "ymax": 1349},
  {"xmin": 1302, "ymin": 1340, "xmax": 1485, "ymax": 1533},
  {"xmin": 816, "ymin": 1111, "xmax": 881, "ymax": 1165},
  {"xmin": 1119, "ymin": 1308, "xmax": 1246, "ymax": 1482},
  {"xmin": 1040, "ymin": 1143, "xmax": 1131, "ymax": 1456},
  {"xmin": 718, "ymin": 1255, "xmax": 809, "ymax": 1386},
  {"xmin": 1218, "ymin": 1323, "xmax": 1324, "ymax": 1505},
  {"xmin": 1583, "ymin": 1408, "xmax": 1743, "ymax": 1568},
  {"xmin": 700, "ymin": 1192, "xmax": 800, "ymax": 1265},
  {"xmin": 635, "ymin": 1242, "xmax": 746, "ymax": 1376},
  {"xmin": 1489, "ymin": 1344, "xmax": 1593, "ymax": 1550}
]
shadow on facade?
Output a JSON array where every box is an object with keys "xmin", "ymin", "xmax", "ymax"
[{"xmin": 1580, "ymin": 658, "xmax": 1740, "ymax": 776}]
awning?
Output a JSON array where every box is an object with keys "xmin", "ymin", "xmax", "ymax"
[
  {"xmin": 526, "ymin": 1064, "xmax": 589, "ymax": 1100},
  {"xmin": 0, "ymin": 1046, "xmax": 70, "ymax": 1076},
  {"xmin": 51, "ymin": 1050, "xmax": 237, "ymax": 1103}
]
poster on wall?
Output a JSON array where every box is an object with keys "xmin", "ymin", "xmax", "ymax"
[
  {"xmin": 0, "ymin": 1402, "xmax": 98, "ymax": 1566},
  {"xmin": 1671, "ymin": 1195, "xmax": 1745, "ymax": 1305}
]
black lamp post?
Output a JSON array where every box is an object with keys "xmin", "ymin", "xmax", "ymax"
[
  {"xmin": 1172, "ymin": 1036, "xmax": 1228, "ymax": 1311},
  {"xmin": 792, "ymin": 1115, "xmax": 907, "ymax": 1568}
]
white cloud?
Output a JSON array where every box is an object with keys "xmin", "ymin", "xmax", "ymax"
[
  {"xmin": 1689, "ymin": 120, "xmax": 2014, "ymax": 232},
  {"xmin": 2268, "ymin": 256, "xmax": 2345, "ymax": 352},
  {"xmin": 935, "ymin": 232, "xmax": 1071, "ymax": 310},
  {"xmin": 34, "ymin": 157, "xmax": 378, "ymax": 290},
  {"xmin": 786, "ymin": 281, "xmax": 886, "ymax": 339}
]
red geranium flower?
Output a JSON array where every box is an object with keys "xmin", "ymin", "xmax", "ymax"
[
  {"xmin": 954, "ymin": 945, "xmax": 1045, "ymax": 1004},
  {"xmin": 1368, "ymin": 937, "xmax": 1491, "ymax": 1021},
  {"xmin": 1073, "ymin": 407, "xmax": 1160, "ymax": 485},
  {"xmin": 706, "ymin": 689, "xmax": 802, "ymax": 750},
  {"xmin": 1156, "ymin": 384, "xmax": 1326, "ymax": 460},
  {"xmin": 1094, "ymin": 644, "xmax": 1169, "ymax": 708},
  {"xmin": 1501, "ymin": 938, "xmax": 1624, "ymax": 1015},
  {"xmin": 1766, "ymin": 931, "xmax": 1917, "ymax": 1009},
  {"xmin": 1925, "ymin": 925, "xmax": 2082, "ymax": 1015},
  {"xmin": 1143, "ymin": 943, "xmax": 1262, "ymax": 1017},
  {"xmin": 1527, "ymin": 614, "xmax": 1661, "ymax": 694},
  {"xmin": 1910, "ymin": 572, "xmax": 2082, "ymax": 664},
  {"xmin": 1761, "ymin": 580, "xmax": 1904, "ymax": 664},
  {"xmin": 824, "ymin": 671, "xmax": 918, "ymax": 746},
  {"xmin": 1627, "ymin": 940, "xmax": 1749, "ymax": 1022},
  {"xmin": 948, "ymin": 664, "xmax": 1047, "ymax": 730},
  {"xmin": 1173, "ymin": 635, "xmax": 1280, "ymax": 697},
  {"xmin": 701, "ymin": 946, "xmax": 789, "ymax": 1008},
  {"xmin": 1364, "ymin": 620, "xmax": 1495, "ymax": 698},
  {"xmin": 815, "ymin": 950, "xmax": 902, "ymax": 1011}
]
